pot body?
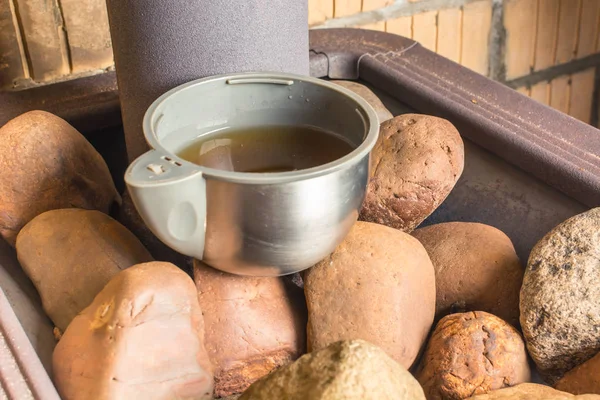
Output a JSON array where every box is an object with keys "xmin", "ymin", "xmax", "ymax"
[{"xmin": 125, "ymin": 72, "xmax": 379, "ymax": 276}]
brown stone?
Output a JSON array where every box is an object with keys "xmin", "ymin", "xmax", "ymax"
[
  {"xmin": 304, "ymin": 221, "xmax": 436, "ymax": 369},
  {"xmin": 194, "ymin": 261, "xmax": 307, "ymax": 398},
  {"xmin": 555, "ymin": 352, "xmax": 600, "ymax": 395},
  {"xmin": 360, "ymin": 114, "xmax": 464, "ymax": 232},
  {"xmin": 53, "ymin": 262, "xmax": 214, "ymax": 400},
  {"xmin": 417, "ymin": 311, "xmax": 531, "ymax": 400},
  {"xmin": 466, "ymin": 383, "xmax": 600, "ymax": 399},
  {"xmin": 239, "ymin": 340, "xmax": 426, "ymax": 400},
  {"xmin": 331, "ymin": 80, "xmax": 393, "ymax": 123},
  {"xmin": 412, "ymin": 222, "xmax": 524, "ymax": 327},
  {"xmin": 16, "ymin": 209, "xmax": 153, "ymax": 330},
  {"xmin": 0, "ymin": 111, "xmax": 120, "ymax": 246},
  {"xmin": 520, "ymin": 207, "xmax": 600, "ymax": 383}
]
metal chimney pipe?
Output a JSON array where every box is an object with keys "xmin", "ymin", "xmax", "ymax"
[{"xmin": 105, "ymin": 0, "xmax": 309, "ymax": 162}]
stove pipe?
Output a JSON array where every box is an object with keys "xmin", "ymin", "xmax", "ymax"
[{"xmin": 105, "ymin": 0, "xmax": 309, "ymax": 162}]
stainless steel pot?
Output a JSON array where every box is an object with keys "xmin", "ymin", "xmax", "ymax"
[{"xmin": 125, "ymin": 72, "xmax": 379, "ymax": 276}]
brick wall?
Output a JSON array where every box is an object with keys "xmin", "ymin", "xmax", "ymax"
[{"xmin": 1, "ymin": 0, "xmax": 599, "ymax": 126}]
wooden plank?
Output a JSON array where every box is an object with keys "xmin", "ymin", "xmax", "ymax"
[
  {"xmin": 504, "ymin": 0, "xmax": 537, "ymax": 79},
  {"xmin": 576, "ymin": 0, "xmax": 600, "ymax": 59},
  {"xmin": 334, "ymin": 0, "xmax": 361, "ymax": 18},
  {"xmin": 0, "ymin": 0, "xmax": 29, "ymax": 89},
  {"xmin": 549, "ymin": 75, "xmax": 571, "ymax": 114},
  {"xmin": 531, "ymin": 81, "xmax": 550, "ymax": 105},
  {"xmin": 412, "ymin": 10, "xmax": 437, "ymax": 52},
  {"xmin": 461, "ymin": 0, "xmax": 493, "ymax": 76},
  {"xmin": 516, "ymin": 86, "xmax": 531, "ymax": 96},
  {"xmin": 534, "ymin": 0, "xmax": 560, "ymax": 71},
  {"xmin": 437, "ymin": 8, "xmax": 461, "ymax": 63},
  {"xmin": 386, "ymin": 15, "xmax": 412, "ymax": 38},
  {"xmin": 362, "ymin": 0, "xmax": 391, "ymax": 12},
  {"xmin": 555, "ymin": 0, "xmax": 581, "ymax": 65},
  {"xmin": 59, "ymin": 0, "xmax": 113, "ymax": 73},
  {"xmin": 569, "ymin": 68, "xmax": 595, "ymax": 124},
  {"xmin": 360, "ymin": 21, "xmax": 386, "ymax": 31},
  {"xmin": 308, "ymin": 0, "xmax": 334, "ymax": 25},
  {"xmin": 14, "ymin": 0, "xmax": 70, "ymax": 81}
]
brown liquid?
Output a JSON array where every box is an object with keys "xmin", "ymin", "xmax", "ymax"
[{"xmin": 176, "ymin": 125, "xmax": 354, "ymax": 173}]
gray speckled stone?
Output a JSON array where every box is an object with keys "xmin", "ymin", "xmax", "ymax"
[
  {"xmin": 239, "ymin": 340, "xmax": 425, "ymax": 400},
  {"xmin": 520, "ymin": 207, "xmax": 600, "ymax": 384}
]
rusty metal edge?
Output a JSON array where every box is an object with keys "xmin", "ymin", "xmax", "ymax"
[
  {"xmin": 0, "ymin": 287, "xmax": 60, "ymax": 400},
  {"xmin": 310, "ymin": 28, "xmax": 600, "ymax": 208},
  {"xmin": 0, "ymin": 72, "xmax": 121, "ymax": 134}
]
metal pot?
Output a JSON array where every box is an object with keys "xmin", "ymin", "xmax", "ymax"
[{"xmin": 125, "ymin": 72, "xmax": 379, "ymax": 276}]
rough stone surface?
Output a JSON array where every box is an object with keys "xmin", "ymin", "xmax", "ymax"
[
  {"xmin": 16, "ymin": 208, "xmax": 153, "ymax": 331},
  {"xmin": 239, "ymin": 340, "xmax": 426, "ymax": 400},
  {"xmin": 417, "ymin": 311, "xmax": 530, "ymax": 400},
  {"xmin": 331, "ymin": 80, "xmax": 393, "ymax": 123},
  {"xmin": 466, "ymin": 383, "xmax": 600, "ymax": 399},
  {"xmin": 194, "ymin": 261, "xmax": 307, "ymax": 398},
  {"xmin": 555, "ymin": 351, "xmax": 600, "ymax": 395},
  {"xmin": 0, "ymin": 111, "xmax": 120, "ymax": 246},
  {"xmin": 360, "ymin": 114, "xmax": 464, "ymax": 232},
  {"xmin": 117, "ymin": 190, "xmax": 191, "ymax": 274},
  {"xmin": 412, "ymin": 222, "xmax": 524, "ymax": 327},
  {"xmin": 53, "ymin": 262, "xmax": 214, "ymax": 400},
  {"xmin": 304, "ymin": 221, "xmax": 436, "ymax": 369},
  {"xmin": 520, "ymin": 207, "xmax": 600, "ymax": 383}
]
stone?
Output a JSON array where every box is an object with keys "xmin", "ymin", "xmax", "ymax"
[
  {"xmin": 0, "ymin": 111, "xmax": 120, "ymax": 246},
  {"xmin": 52, "ymin": 262, "xmax": 214, "ymax": 400},
  {"xmin": 520, "ymin": 207, "xmax": 600, "ymax": 383},
  {"xmin": 466, "ymin": 383, "xmax": 600, "ymax": 399},
  {"xmin": 359, "ymin": 114, "xmax": 464, "ymax": 232},
  {"xmin": 555, "ymin": 351, "xmax": 600, "ymax": 395},
  {"xmin": 239, "ymin": 339, "xmax": 426, "ymax": 400},
  {"xmin": 304, "ymin": 221, "xmax": 435, "ymax": 369},
  {"xmin": 417, "ymin": 311, "xmax": 530, "ymax": 400},
  {"xmin": 412, "ymin": 222, "xmax": 524, "ymax": 327},
  {"xmin": 194, "ymin": 261, "xmax": 307, "ymax": 398},
  {"xmin": 16, "ymin": 208, "xmax": 153, "ymax": 331}
]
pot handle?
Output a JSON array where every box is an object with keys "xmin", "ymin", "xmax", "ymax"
[{"xmin": 124, "ymin": 149, "xmax": 207, "ymax": 260}]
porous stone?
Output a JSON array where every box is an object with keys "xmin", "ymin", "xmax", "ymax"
[
  {"xmin": 239, "ymin": 340, "xmax": 426, "ymax": 400},
  {"xmin": 466, "ymin": 383, "xmax": 600, "ymax": 399},
  {"xmin": 520, "ymin": 208, "xmax": 600, "ymax": 383},
  {"xmin": 417, "ymin": 311, "xmax": 530, "ymax": 400},
  {"xmin": 360, "ymin": 114, "xmax": 464, "ymax": 232}
]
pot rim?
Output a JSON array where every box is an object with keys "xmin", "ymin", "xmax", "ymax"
[{"xmin": 141, "ymin": 71, "xmax": 379, "ymax": 184}]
